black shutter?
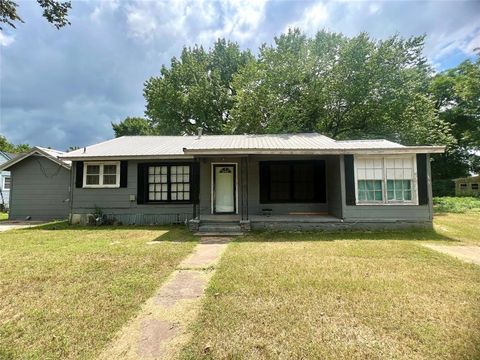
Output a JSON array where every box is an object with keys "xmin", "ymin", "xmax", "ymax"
[
  {"xmin": 259, "ymin": 162, "xmax": 269, "ymax": 204},
  {"xmin": 344, "ymin": 155, "xmax": 356, "ymax": 205},
  {"xmin": 137, "ymin": 163, "xmax": 146, "ymax": 204},
  {"xmin": 75, "ymin": 161, "xmax": 84, "ymax": 188},
  {"xmin": 192, "ymin": 162, "xmax": 200, "ymax": 203},
  {"xmin": 417, "ymin": 154, "xmax": 428, "ymax": 205},
  {"xmin": 120, "ymin": 161, "xmax": 128, "ymax": 188}
]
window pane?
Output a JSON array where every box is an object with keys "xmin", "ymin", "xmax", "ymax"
[
  {"xmin": 103, "ymin": 174, "xmax": 116, "ymax": 185},
  {"xmin": 404, "ymin": 190, "xmax": 412, "ymax": 200},
  {"xmin": 86, "ymin": 175, "xmax": 100, "ymax": 185},
  {"xmin": 4, "ymin": 177, "xmax": 11, "ymax": 189},
  {"xmin": 293, "ymin": 163, "xmax": 315, "ymax": 201},
  {"xmin": 387, "ymin": 190, "xmax": 394, "ymax": 200},
  {"xmin": 104, "ymin": 164, "xmax": 116, "ymax": 175},
  {"xmin": 149, "ymin": 192, "xmax": 155, "ymax": 200},
  {"xmin": 374, "ymin": 191, "xmax": 383, "ymax": 201},
  {"xmin": 86, "ymin": 165, "xmax": 100, "ymax": 175},
  {"xmin": 358, "ymin": 190, "xmax": 366, "ymax": 201},
  {"xmin": 148, "ymin": 167, "xmax": 155, "ymax": 175},
  {"xmin": 358, "ymin": 180, "xmax": 366, "ymax": 191}
]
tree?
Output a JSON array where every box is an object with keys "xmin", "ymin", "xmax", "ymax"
[
  {"xmin": 112, "ymin": 117, "xmax": 154, "ymax": 137},
  {"xmin": 144, "ymin": 39, "xmax": 254, "ymax": 135},
  {"xmin": 0, "ymin": 135, "xmax": 30, "ymax": 153},
  {"xmin": 0, "ymin": 0, "xmax": 71, "ymax": 30},
  {"xmin": 229, "ymin": 29, "xmax": 452, "ymax": 147},
  {"xmin": 429, "ymin": 57, "xmax": 480, "ymax": 181}
]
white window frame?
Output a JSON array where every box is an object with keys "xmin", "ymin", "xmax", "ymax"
[
  {"xmin": 354, "ymin": 155, "xmax": 418, "ymax": 206},
  {"xmin": 83, "ymin": 161, "xmax": 120, "ymax": 188},
  {"xmin": 2, "ymin": 176, "xmax": 11, "ymax": 190}
]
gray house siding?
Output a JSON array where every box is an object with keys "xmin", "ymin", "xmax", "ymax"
[
  {"xmin": 9, "ymin": 156, "xmax": 70, "ymax": 221},
  {"xmin": 71, "ymin": 160, "xmax": 194, "ymax": 225}
]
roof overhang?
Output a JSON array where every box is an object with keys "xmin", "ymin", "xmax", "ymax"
[
  {"xmin": 0, "ymin": 147, "xmax": 71, "ymax": 171},
  {"xmin": 60, "ymin": 154, "xmax": 195, "ymax": 161},
  {"xmin": 182, "ymin": 146, "xmax": 446, "ymax": 156}
]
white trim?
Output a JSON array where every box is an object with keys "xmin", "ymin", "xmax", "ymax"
[
  {"xmin": 211, "ymin": 162, "xmax": 238, "ymax": 215},
  {"xmin": 354, "ymin": 154, "xmax": 418, "ymax": 206},
  {"xmin": 83, "ymin": 161, "xmax": 120, "ymax": 188},
  {"xmin": 2, "ymin": 175, "xmax": 11, "ymax": 190}
]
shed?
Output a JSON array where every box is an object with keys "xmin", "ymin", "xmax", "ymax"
[
  {"xmin": 453, "ymin": 175, "xmax": 480, "ymax": 197},
  {"xmin": 0, "ymin": 147, "xmax": 71, "ymax": 221}
]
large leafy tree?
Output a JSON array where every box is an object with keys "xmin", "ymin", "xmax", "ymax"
[
  {"xmin": 230, "ymin": 29, "xmax": 452, "ymax": 146},
  {"xmin": 144, "ymin": 39, "xmax": 254, "ymax": 135},
  {"xmin": 428, "ymin": 57, "xmax": 480, "ymax": 184},
  {"xmin": 0, "ymin": 0, "xmax": 71, "ymax": 30},
  {"xmin": 112, "ymin": 117, "xmax": 153, "ymax": 137}
]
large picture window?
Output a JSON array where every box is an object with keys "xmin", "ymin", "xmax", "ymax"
[
  {"xmin": 355, "ymin": 156, "xmax": 417, "ymax": 205},
  {"xmin": 147, "ymin": 164, "xmax": 191, "ymax": 202},
  {"xmin": 83, "ymin": 162, "xmax": 120, "ymax": 188},
  {"xmin": 259, "ymin": 160, "xmax": 326, "ymax": 203}
]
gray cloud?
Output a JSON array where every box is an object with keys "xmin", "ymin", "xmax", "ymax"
[{"xmin": 0, "ymin": 0, "xmax": 478, "ymax": 150}]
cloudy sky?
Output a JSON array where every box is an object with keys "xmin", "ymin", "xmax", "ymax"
[{"xmin": 0, "ymin": 0, "xmax": 479, "ymax": 151}]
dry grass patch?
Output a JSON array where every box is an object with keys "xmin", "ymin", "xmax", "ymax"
[
  {"xmin": 182, "ymin": 220, "xmax": 480, "ymax": 359},
  {"xmin": 0, "ymin": 223, "xmax": 197, "ymax": 359},
  {"xmin": 433, "ymin": 212, "xmax": 480, "ymax": 246}
]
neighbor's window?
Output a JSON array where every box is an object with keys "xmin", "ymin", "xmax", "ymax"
[
  {"xmin": 259, "ymin": 161, "xmax": 325, "ymax": 203},
  {"xmin": 472, "ymin": 183, "xmax": 479, "ymax": 190},
  {"xmin": 460, "ymin": 183, "xmax": 467, "ymax": 189},
  {"xmin": 148, "ymin": 165, "xmax": 191, "ymax": 202},
  {"xmin": 84, "ymin": 162, "xmax": 120, "ymax": 187},
  {"xmin": 355, "ymin": 156, "xmax": 417, "ymax": 205},
  {"xmin": 3, "ymin": 176, "xmax": 11, "ymax": 190}
]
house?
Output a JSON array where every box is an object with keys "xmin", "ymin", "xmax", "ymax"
[
  {"xmin": 0, "ymin": 147, "xmax": 71, "ymax": 221},
  {"xmin": 0, "ymin": 151, "xmax": 15, "ymax": 210},
  {"xmin": 453, "ymin": 175, "xmax": 480, "ymax": 197},
  {"xmin": 60, "ymin": 133, "xmax": 445, "ymax": 232}
]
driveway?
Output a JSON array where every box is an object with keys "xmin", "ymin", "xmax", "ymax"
[
  {"xmin": 0, "ymin": 221, "xmax": 45, "ymax": 232},
  {"xmin": 423, "ymin": 244, "xmax": 480, "ymax": 266}
]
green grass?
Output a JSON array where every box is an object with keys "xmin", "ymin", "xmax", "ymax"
[
  {"xmin": 182, "ymin": 214, "xmax": 480, "ymax": 359},
  {"xmin": 433, "ymin": 196, "xmax": 480, "ymax": 213},
  {"xmin": 0, "ymin": 223, "xmax": 197, "ymax": 359},
  {"xmin": 0, "ymin": 212, "xmax": 8, "ymax": 221}
]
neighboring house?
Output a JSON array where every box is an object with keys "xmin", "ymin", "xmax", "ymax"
[
  {"xmin": 60, "ymin": 133, "xmax": 445, "ymax": 232},
  {"xmin": 453, "ymin": 175, "xmax": 480, "ymax": 196},
  {"xmin": 0, "ymin": 147, "xmax": 71, "ymax": 221},
  {"xmin": 0, "ymin": 151, "xmax": 16, "ymax": 210}
]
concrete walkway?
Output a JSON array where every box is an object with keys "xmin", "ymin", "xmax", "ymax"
[
  {"xmin": 99, "ymin": 236, "xmax": 231, "ymax": 360},
  {"xmin": 423, "ymin": 244, "xmax": 480, "ymax": 266},
  {"xmin": 0, "ymin": 221, "xmax": 45, "ymax": 232}
]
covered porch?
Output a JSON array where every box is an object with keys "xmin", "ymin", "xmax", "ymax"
[{"xmin": 190, "ymin": 154, "xmax": 344, "ymax": 233}]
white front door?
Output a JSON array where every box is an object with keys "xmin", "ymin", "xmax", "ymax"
[{"xmin": 213, "ymin": 165, "xmax": 235, "ymax": 213}]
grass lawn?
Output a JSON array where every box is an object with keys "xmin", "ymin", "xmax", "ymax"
[
  {"xmin": 182, "ymin": 214, "xmax": 480, "ymax": 359},
  {"xmin": 0, "ymin": 212, "xmax": 8, "ymax": 221},
  {"xmin": 0, "ymin": 223, "xmax": 197, "ymax": 359}
]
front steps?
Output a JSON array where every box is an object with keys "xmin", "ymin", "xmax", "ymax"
[{"xmin": 190, "ymin": 218, "xmax": 249, "ymax": 236}]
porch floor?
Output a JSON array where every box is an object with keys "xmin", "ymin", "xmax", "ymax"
[{"xmin": 198, "ymin": 214, "xmax": 342, "ymax": 223}]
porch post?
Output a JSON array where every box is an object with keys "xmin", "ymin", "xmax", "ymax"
[{"xmin": 241, "ymin": 156, "xmax": 249, "ymax": 221}]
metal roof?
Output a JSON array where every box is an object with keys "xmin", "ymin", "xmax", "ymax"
[
  {"xmin": 61, "ymin": 133, "xmax": 445, "ymax": 160},
  {"xmin": 0, "ymin": 146, "xmax": 71, "ymax": 171}
]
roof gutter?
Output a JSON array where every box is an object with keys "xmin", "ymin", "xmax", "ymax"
[{"xmin": 182, "ymin": 146, "xmax": 446, "ymax": 156}]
